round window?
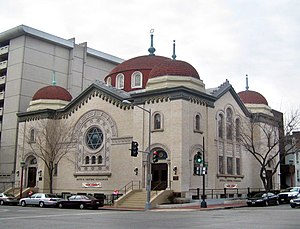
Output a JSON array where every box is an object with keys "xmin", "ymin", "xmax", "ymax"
[{"xmin": 85, "ymin": 127, "xmax": 103, "ymax": 150}]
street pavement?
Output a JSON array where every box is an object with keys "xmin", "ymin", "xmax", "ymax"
[{"xmin": 101, "ymin": 198, "xmax": 247, "ymax": 211}]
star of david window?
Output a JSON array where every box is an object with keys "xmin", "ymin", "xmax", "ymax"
[{"xmin": 85, "ymin": 127, "xmax": 103, "ymax": 150}]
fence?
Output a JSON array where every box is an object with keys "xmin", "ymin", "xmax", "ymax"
[{"xmin": 190, "ymin": 187, "xmax": 270, "ymax": 199}]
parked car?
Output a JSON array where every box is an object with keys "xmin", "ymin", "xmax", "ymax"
[
  {"xmin": 278, "ymin": 187, "xmax": 300, "ymax": 204},
  {"xmin": 246, "ymin": 192, "xmax": 279, "ymax": 206},
  {"xmin": 290, "ymin": 193, "xmax": 300, "ymax": 208},
  {"xmin": 57, "ymin": 195, "xmax": 104, "ymax": 209},
  {"xmin": 0, "ymin": 193, "xmax": 19, "ymax": 205},
  {"xmin": 19, "ymin": 193, "xmax": 61, "ymax": 207}
]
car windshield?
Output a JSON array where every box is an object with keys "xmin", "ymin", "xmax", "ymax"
[
  {"xmin": 253, "ymin": 193, "xmax": 265, "ymax": 198},
  {"xmin": 45, "ymin": 194, "xmax": 58, "ymax": 198},
  {"xmin": 290, "ymin": 187, "xmax": 299, "ymax": 192},
  {"xmin": 5, "ymin": 193, "xmax": 15, "ymax": 197}
]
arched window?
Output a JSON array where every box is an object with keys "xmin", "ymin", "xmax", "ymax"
[
  {"xmin": 97, "ymin": 155, "xmax": 103, "ymax": 164},
  {"xmin": 131, "ymin": 71, "xmax": 142, "ymax": 88},
  {"xmin": 154, "ymin": 113, "xmax": 161, "ymax": 130},
  {"xmin": 195, "ymin": 114, "xmax": 201, "ymax": 131},
  {"xmin": 116, "ymin": 73, "xmax": 124, "ymax": 89},
  {"xmin": 106, "ymin": 77, "xmax": 111, "ymax": 86},
  {"xmin": 30, "ymin": 129, "xmax": 35, "ymax": 142},
  {"xmin": 85, "ymin": 156, "xmax": 90, "ymax": 164},
  {"xmin": 218, "ymin": 114, "xmax": 224, "ymax": 139},
  {"xmin": 91, "ymin": 156, "xmax": 96, "ymax": 164},
  {"xmin": 226, "ymin": 108, "xmax": 233, "ymax": 140}
]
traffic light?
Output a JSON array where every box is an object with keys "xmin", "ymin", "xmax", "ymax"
[
  {"xmin": 131, "ymin": 141, "xmax": 139, "ymax": 157},
  {"xmin": 195, "ymin": 152, "xmax": 202, "ymax": 164},
  {"xmin": 152, "ymin": 151, "xmax": 159, "ymax": 163}
]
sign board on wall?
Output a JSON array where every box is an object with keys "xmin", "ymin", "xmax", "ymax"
[
  {"xmin": 224, "ymin": 183, "xmax": 238, "ymax": 189},
  {"xmin": 82, "ymin": 182, "xmax": 102, "ymax": 188}
]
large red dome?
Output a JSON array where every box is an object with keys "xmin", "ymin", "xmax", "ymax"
[
  {"xmin": 149, "ymin": 59, "xmax": 200, "ymax": 79},
  {"xmin": 238, "ymin": 90, "xmax": 268, "ymax": 105},
  {"xmin": 32, "ymin": 85, "xmax": 72, "ymax": 101},
  {"xmin": 108, "ymin": 55, "xmax": 170, "ymax": 75}
]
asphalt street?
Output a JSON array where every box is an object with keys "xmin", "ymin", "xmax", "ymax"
[{"xmin": 0, "ymin": 204, "xmax": 298, "ymax": 229}]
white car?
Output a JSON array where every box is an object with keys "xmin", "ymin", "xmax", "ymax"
[
  {"xmin": 19, "ymin": 193, "xmax": 61, "ymax": 207},
  {"xmin": 278, "ymin": 187, "xmax": 300, "ymax": 204}
]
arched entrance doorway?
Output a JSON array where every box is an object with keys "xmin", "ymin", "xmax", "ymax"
[
  {"xmin": 151, "ymin": 149, "xmax": 168, "ymax": 190},
  {"xmin": 26, "ymin": 157, "xmax": 37, "ymax": 187}
]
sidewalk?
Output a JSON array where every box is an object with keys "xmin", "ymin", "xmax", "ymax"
[{"xmin": 101, "ymin": 198, "xmax": 247, "ymax": 211}]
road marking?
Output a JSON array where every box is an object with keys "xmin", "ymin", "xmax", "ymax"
[
  {"xmin": 0, "ymin": 211, "xmax": 112, "ymax": 221},
  {"xmin": 0, "ymin": 209, "xmax": 8, "ymax": 212}
]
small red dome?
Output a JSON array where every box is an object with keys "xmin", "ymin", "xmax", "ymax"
[
  {"xmin": 149, "ymin": 59, "xmax": 200, "ymax": 79},
  {"xmin": 107, "ymin": 55, "xmax": 170, "ymax": 75},
  {"xmin": 32, "ymin": 85, "xmax": 72, "ymax": 101},
  {"xmin": 238, "ymin": 90, "xmax": 268, "ymax": 105}
]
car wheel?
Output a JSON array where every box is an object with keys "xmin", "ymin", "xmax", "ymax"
[
  {"xmin": 265, "ymin": 201, "xmax": 269, "ymax": 206},
  {"xmin": 0, "ymin": 200, "xmax": 4, "ymax": 205},
  {"xmin": 58, "ymin": 203, "xmax": 63, "ymax": 208},
  {"xmin": 79, "ymin": 204, "xmax": 85, "ymax": 209},
  {"xmin": 39, "ymin": 202, "xmax": 45, "ymax": 208},
  {"xmin": 291, "ymin": 205, "xmax": 295, "ymax": 208},
  {"xmin": 21, "ymin": 200, "xmax": 26, "ymax": 207}
]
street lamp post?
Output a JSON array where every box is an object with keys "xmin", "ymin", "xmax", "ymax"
[
  {"xmin": 123, "ymin": 100, "xmax": 152, "ymax": 210},
  {"xmin": 19, "ymin": 161, "xmax": 25, "ymax": 199}
]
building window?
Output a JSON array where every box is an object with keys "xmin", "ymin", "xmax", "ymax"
[
  {"xmin": 131, "ymin": 71, "xmax": 142, "ymax": 88},
  {"xmin": 236, "ymin": 158, "xmax": 240, "ymax": 175},
  {"xmin": 85, "ymin": 156, "xmax": 90, "ymax": 164},
  {"xmin": 86, "ymin": 127, "xmax": 103, "ymax": 150},
  {"xmin": 219, "ymin": 156, "xmax": 224, "ymax": 174},
  {"xmin": 194, "ymin": 113, "xmax": 202, "ymax": 132},
  {"xmin": 91, "ymin": 156, "xmax": 96, "ymax": 164},
  {"xmin": 226, "ymin": 108, "xmax": 233, "ymax": 140},
  {"xmin": 30, "ymin": 129, "xmax": 35, "ymax": 142},
  {"xmin": 106, "ymin": 77, "xmax": 111, "ymax": 86},
  {"xmin": 218, "ymin": 114, "xmax": 224, "ymax": 139},
  {"xmin": 98, "ymin": 155, "xmax": 103, "ymax": 164},
  {"xmin": 227, "ymin": 157, "xmax": 233, "ymax": 174},
  {"xmin": 153, "ymin": 113, "xmax": 163, "ymax": 130},
  {"xmin": 116, "ymin": 73, "xmax": 124, "ymax": 89}
]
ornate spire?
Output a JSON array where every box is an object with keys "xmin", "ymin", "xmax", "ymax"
[
  {"xmin": 52, "ymin": 71, "xmax": 57, "ymax": 86},
  {"xmin": 172, "ymin": 40, "xmax": 177, "ymax": 60},
  {"xmin": 246, "ymin": 74, "xmax": 249, "ymax": 90},
  {"xmin": 148, "ymin": 29, "xmax": 156, "ymax": 56}
]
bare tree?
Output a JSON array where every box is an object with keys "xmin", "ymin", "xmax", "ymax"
[
  {"xmin": 25, "ymin": 117, "xmax": 74, "ymax": 193},
  {"xmin": 239, "ymin": 110, "xmax": 300, "ymax": 191}
]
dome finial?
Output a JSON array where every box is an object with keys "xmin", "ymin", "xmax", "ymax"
[
  {"xmin": 52, "ymin": 71, "xmax": 57, "ymax": 86},
  {"xmin": 172, "ymin": 40, "xmax": 177, "ymax": 60},
  {"xmin": 148, "ymin": 29, "xmax": 156, "ymax": 56},
  {"xmin": 246, "ymin": 74, "xmax": 249, "ymax": 90}
]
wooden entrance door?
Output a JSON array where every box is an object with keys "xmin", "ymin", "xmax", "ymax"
[
  {"xmin": 151, "ymin": 163, "xmax": 168, "ymax": 190},
  {"xmin": 27, "ymin": 167, "xmax": 37, "ymax": 187}
]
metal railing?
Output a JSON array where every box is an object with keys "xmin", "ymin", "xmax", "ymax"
[{"xmin": 190, "ymin": 187, "xmax": 269, "ymax": 199}]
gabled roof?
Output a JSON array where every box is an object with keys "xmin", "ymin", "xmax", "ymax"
[{"xmin": 207, "ymin": 80, "xmax": 251, "ymax": 116}]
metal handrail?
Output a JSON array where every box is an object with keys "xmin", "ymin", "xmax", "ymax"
[{"xmin": 118, "ymin": 180, "xmax": 141, "ymax": 194}]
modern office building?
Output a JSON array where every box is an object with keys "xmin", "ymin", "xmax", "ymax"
[{"xmin": 0, "ymin": 25, "xmax": 123, "ymax": 186}]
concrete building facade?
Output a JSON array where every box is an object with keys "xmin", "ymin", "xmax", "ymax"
[{"xmin": 0, "ymin": 25, "xmax": 123, "ymax": 186}]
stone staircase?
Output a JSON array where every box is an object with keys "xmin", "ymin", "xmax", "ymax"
[
  {"xmin": 116, "ymin": 190, "xmax": 151, "ymax": 209},
  {"xmin": 115, "ymin": 189, "xmax": 173, "ymax": 209}
]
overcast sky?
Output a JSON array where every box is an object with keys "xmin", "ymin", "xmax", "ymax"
[{"xmin": 1, "ymin": 0, "xmax": 299, "ymax": 114}]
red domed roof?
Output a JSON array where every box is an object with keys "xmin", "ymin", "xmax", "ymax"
[
  {"xmin": 149, "ymin": 59, "xmax": 200, "ymax": 79},
  {"xmin": 238, "ymin": 90, "xmax": 268, "ymax": 105},
  {"xmin": 32, "ymin": 85, "xmax": 72, "ymax": 101},
  {"xmin": 108, "ymin": 55, "xmax": 170, "ymax": 75}
]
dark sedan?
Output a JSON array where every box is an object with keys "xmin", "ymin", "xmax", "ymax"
[
  {"xmin": 58, "ymin": 195, "xmax": 104, "ymax": 209},
  {"xmin": 0, "ymin": 193, "xmax": 19, "ymax": 205},
  {"xmin": 247, "ymin": 192, "xmax": 279, "ymax": 206}
]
